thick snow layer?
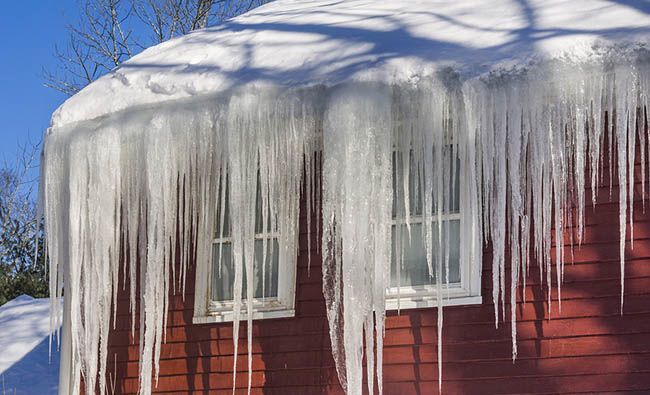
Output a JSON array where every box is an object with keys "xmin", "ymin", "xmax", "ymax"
[
  {"xmin": 51, "ymin": 0, "xmax": 650, "ymax": 128},
  {"xmin": 0, "ymin": 295, "xmax": 61, "ymax": 394}
]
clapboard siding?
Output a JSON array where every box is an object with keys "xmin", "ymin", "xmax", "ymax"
[{"xmin": 104, "ymin": 164, "xmax": 650, "ymax": 394}]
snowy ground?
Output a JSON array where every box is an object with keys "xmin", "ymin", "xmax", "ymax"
[{"xmin": 0, "ymin": 295, "xmax": 60, "ymax": 394}]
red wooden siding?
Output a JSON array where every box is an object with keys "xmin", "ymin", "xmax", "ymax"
[{"xmin": 104, "ymin": 164, "xmax": 650, "ymax": 394}]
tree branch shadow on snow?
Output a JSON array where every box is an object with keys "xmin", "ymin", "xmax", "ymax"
[
  {"xmin": 606, "ymin": 0, "xmax": 650, "ymax": 14},
  {"xmin": 0, "ymin": 336, "xmax": 60, "ymax": 394},
  {"xmin": 107, "ymin": 0, "xmax": 649, "ymax": 106}
]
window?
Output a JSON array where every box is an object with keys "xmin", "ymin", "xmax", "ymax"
[
  {"xmin": 193, "ymin": 173, "xmax": 296, "ymax": 324},
  {"xmin": 387, "ymin": 150, "xmax": 482, "ymax": 310}
]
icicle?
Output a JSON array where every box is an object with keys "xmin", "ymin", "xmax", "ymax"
[
  {"xmin": 43, "ymin": 48, "xmax": 649, "ymax": 395},
  {"xmin": 322, "ymin": 82, "xmax": 393, "ymax": 395},
  {"xmin": 44, "ymin": 90, "xmax": 319, "ymax": 394}
]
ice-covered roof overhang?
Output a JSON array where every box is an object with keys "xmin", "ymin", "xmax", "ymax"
[
  {"xmin": 51, "ymin": 0, "xmax": 650, "ymax": 129},
  {"xmin": 45, "ymin": 2, "xmax": 650, "ymax": 395}
]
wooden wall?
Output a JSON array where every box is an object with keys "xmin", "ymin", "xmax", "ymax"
[{"xmin": 105, "ymin": 164, "xmax": 650, "ymax": 394}]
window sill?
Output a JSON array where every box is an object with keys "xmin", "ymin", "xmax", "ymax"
[
  {"xmin": 386, "ymin": 294, "xmax": 482, "ymax": 311},
  {"xmin": 193, "ymin": 307, "xmax": 295, "ymax": 324}
]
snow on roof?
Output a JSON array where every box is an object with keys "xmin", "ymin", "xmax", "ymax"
[
  {"xmin": 0, "ymin": 295, "xmax": 60, "ymax": 394},
  {"xmin": 51, "ymin": 0, "xmax": 650, "ymax": 128}
]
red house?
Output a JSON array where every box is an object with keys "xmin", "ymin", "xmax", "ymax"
[{"xmin": 43, "ymin": 1, "xmax": 650, "ymax": 394}]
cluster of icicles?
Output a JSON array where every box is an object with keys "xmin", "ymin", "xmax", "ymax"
[{"xmin": 43, "ymin": 55, "xmax": 649, "ymax": 394}]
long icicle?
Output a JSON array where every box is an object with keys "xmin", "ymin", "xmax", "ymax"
[{"xmin": 44, "ymin": 54, "xmax": 648, "ymax": 395}]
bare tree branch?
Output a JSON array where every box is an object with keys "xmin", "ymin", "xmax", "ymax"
[{"xmin": 45, "ymin": 0, "xmax": 270, "ymax": 96}]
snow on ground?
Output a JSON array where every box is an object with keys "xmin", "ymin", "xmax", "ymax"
[
  {"xmin": 51, "ymin": 0, "xmax": 650, "ymax": 128},
  {"xmin": 0, "ymin": 295, "xmax": 60, "ymax": 394}
]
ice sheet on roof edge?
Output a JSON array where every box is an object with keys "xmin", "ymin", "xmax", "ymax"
[{"xmin": 43, "ymin": 53, "xmax": 649, "ymax": 395}]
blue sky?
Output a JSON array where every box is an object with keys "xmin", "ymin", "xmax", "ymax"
[{"xmin": 0, "ymin": 1, "xmax": 78, "ymax": 162}]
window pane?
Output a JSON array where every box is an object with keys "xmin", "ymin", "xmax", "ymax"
[
  {"xmin": 392, "ymin": 151, "xmax": 460, "ymax": 218},
  {"xmin": 251, "ymin": 238, "xmax": 280, "ymax": 299},
  {"xmin": 390, "ymin": 220, "xmax": 461, "ymax": 287},
  {"xmin": 215, "ymin": 172, "xmax": 274, "ymax": 238},
  {"xmin": 212, "ymin": 242, "xmax": 233, "ymax": 301},
  {"xmin": 211, "ymin": 239, "xmax": 280, "ymax": 302},
  {"xmin": 255, "ymin": 177, "xmax": 274, "ymax": 234},
  {"xmin": 214, "ymin": 174, "xmax": 231, "ymax": 238},
  {"xmin": 392, "ymin": 152, "xmax": 422, "ymax": 217}
]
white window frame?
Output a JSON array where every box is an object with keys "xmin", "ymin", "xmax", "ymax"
[
  {"xmin": 193, "ymin": 184, "xmax": 297, "ymax": 325},
  {"xmin": 386, "ymin": 154, "xmax": 482, "ymax": 311}
]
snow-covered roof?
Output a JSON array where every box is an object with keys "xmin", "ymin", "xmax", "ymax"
[
  {"xmin": 0, "ymin": 295, "xmax": 60, "ymax": 394},
  {"xmin": 51, "ymin": 0, "xmax": 650, "ymax": 128}
]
